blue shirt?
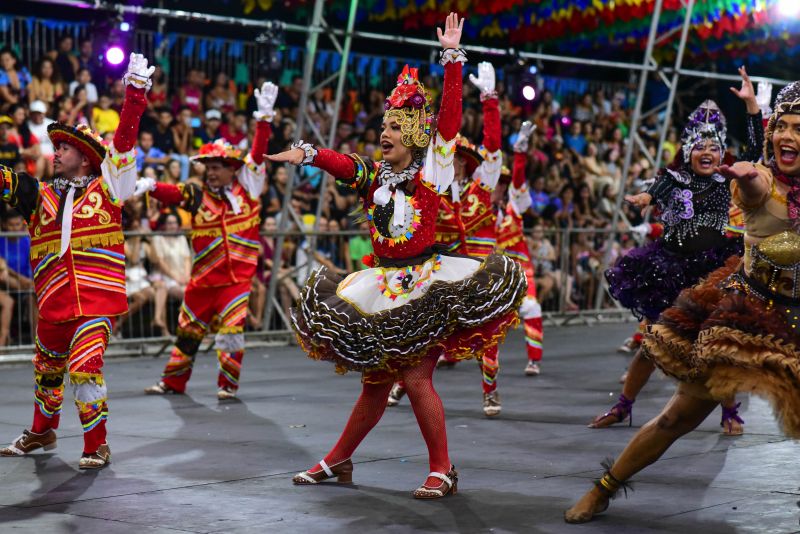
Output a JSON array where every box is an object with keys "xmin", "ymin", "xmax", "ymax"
[
  {"xmin": 565, "ymin": 134, "xmax": 587, "ymax": 155},
  {"xmin": 135, "ymin": 145, "xmax": 166, "ymax": 172},
  {"xmin": 530, "ymin": 190, "xmax": 550, "ymax": 215},
  {"xmin": 0, "ymin": 235, "xmax": 31, "ymax": 278}
]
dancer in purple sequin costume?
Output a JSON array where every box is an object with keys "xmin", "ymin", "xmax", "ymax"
[{"xmin": 590, "ymin": 100, "xmax": 744, "ymax": 433}]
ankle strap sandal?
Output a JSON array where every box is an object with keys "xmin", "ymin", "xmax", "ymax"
[{"xmin": 413, "ymin": 466, "xmax": 458, "ymax": 499}]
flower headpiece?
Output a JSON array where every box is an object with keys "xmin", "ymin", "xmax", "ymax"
[
  {"xmin": 764, "ymin": 81, "xmax": 800, "ymax": 162},
  {"xmin": 191, "ymin": 138, "xmax": 245, "ymax": 169},
  {"xmin": 680, "ymin": 100, "xmax": 727, "ymax": 164},
  {"xmin": 384, "ymin": 65, "xmax": 433, "ymax": 149}
]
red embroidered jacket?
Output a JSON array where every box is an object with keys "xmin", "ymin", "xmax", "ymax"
[
  {"xmin": 0, "ymin": 85, "xmax": 145, "ymax": 323},
  {"xmin": 301, "ymin": 60, "xmax": 463, "ymax": 261},
  {"xmin": 435, "ymin": 96, "xmax": 502, "ymax": 257},
  {"xmin": 149, "ymin": 122, "xmax": 270, "ymax": 287}
]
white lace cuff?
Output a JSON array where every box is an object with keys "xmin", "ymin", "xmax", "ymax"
[
  {"xmin": 291, "ymin": 141, "xmax": 318, "ymax": 166},
  {"xmin": 439, "ymin": 48, "xmax": 467, "ymax": 65}
]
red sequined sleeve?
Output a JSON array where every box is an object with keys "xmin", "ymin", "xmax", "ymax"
[
  {"xmin": 312, "ymin": 148, "xmax": 358, "ymax": 180},
  {"xmin": 112, "ymin": 86, "xmax": 147, "ymax": 153},
  {"xmin": 436, "ymin": 61, "xmax": 463, "ymax": 142},
  {"xmin": 250, "ymin": 121, "xmax": 271, "ymax": 165},
  {"xmin": 481, "ymin": 97, "xmax": 501, "ymax": 152},
  {"xmin": 512, "ymin": 151, "xmax": 527, "ymax": 189}
]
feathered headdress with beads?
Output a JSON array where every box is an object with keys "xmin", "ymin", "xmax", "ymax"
[
  {"xmin": 384, "ymin": 65, "xmax": 433, "ymax": 149},
  {"xmin": 680, "ymin": 100, "xmax": 727, "ymax": 164}
]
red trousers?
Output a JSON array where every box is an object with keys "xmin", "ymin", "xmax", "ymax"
[
  {"xmin": 31, "ymin": 316, "xmax": 113, "ymax": 454},
  {"xmin": 160, "ymin": 281, "xmax": 250, "ymax": 393}
]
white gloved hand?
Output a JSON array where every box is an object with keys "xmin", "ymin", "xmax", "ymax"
[
  {"xmin": 513, "ymin": 121, "xmax": 536, "ymax": 153},
  {"xmin": 468, "ymin": 61, "xmax": 496, "ymax": 97},
  {"xmin": 756, "ymin": 80, "xmax": 773, "ymax": 116},
  {"xmin": 123, "ymin": 53, "xmax": 156, "ymax": 91},
  {"xmin": 134, "ymin": 177, "xmax": 156, "ymax": 197},
  {"xmin": 253, "ymin": 81, "xmax": 279, "ymax": 121},
  {"xmin": 630, "ymin": 222, "xmax": 651, "ymax": 237}
]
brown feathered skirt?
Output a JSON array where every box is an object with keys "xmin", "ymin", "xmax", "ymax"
[{"xmin": 642, "ymin": 255, "xmax": 800, "ymax": 438}]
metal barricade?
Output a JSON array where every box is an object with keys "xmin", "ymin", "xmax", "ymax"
[{"xmin": 0, "ymin": 224, "xmax": 635, "ymax": 362}]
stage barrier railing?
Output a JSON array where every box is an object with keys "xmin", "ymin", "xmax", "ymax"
[{"xmin": 0, "ymin": 225, "xmax": 636, "ymax": 362}]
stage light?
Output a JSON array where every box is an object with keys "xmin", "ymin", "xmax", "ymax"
[
  {"xmin": 528, "ymin": 65, "xmax": 538, "ymax": 75},
  {"xmin": 522, "ymin": 85, "xmax": 536, "ymax": 101},
  {"xmin": 105, "ymin": 46, "xmax": 125, "ymax": 65},
  {"xmin": 778, "ymin": 0, "xmax": 800, "ymax": 16},
  {"xmin": 561, "ymin": 116, "xmax": 572, "ymax": 127},
  {"xmin": 119, "ymin": 21, "xmax": 130, "ymax": 32}
]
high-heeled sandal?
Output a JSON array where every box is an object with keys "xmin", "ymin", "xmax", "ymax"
[
  {"xmin": 720, "ymin": 402, "xmax": 744, "ymax": 436},
  {"xmin": 292, "ymin": 458, "xmax": 353, "ymax": 485},
  {"xmin": 412, "ymin": 466, "xmax": 458, "ymax": 499},
  {"xmin": 588, "ymin": 394, "xmax": 634, "ymax": 428}
]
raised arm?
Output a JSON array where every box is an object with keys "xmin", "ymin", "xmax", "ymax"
[
  {"xmin": 423, "ymin": 13, "xmax": 466, "ymax": 195},
  {"xmin": 509, "ymin": 121, "xmax": 534, "ymax": 216},
  {"xmin": 102, "ymin": 53, "xmax": 154, "ymax": 202},
  {"xmin": 0, "ymin": 166, "xmax": 39, "ymax": 223},
  {"xmin": 469, "ymin": 62, "xmax": 500, "ymax": 152},
  {"xmin": 435, "ymin": 13, "xmax": 466, "ymax": 142},
  {"xmin": 238, "ymin": 81, "xmax": 277, "ymax": 199},
  {"xmin": 731, "ymin": 66, "xmax": 769, "ymax": 163},
  {"xmin": 469, "ymin": 61, "xmax": 503, "ymax": 190}
]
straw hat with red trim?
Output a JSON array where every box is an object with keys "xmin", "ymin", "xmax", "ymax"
[
  {"xmin": 191, "ymin": 138, "xmax": 245, "ymax": 169},
  {"xmin": 47, "ymin": 122, "xmax": 107, "ymax": 174},
  {"xmin": 454, "ymin": 134, "xmax": 483, "ymax": 177}
]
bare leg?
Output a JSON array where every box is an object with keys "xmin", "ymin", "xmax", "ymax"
[
  {"xmin": 153, "ymin": 283, "xmax": 169, "ymax": 336},
  {"xmin": 566, "ymin": 382, "xmax": 719, "ymax": 523},
  {"xmin": 589, "ymin": 348, "xmax": 656, "ymax": 428},
  {"xmin": 248, "ymin": 279, "xmax": 266, "ymax": 330},
  {"xmin": 0, "ymin": 290, "xmax": 13, "ymax": 346}
]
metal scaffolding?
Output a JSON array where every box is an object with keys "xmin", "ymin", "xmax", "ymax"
[{"xmin": 263, "ymin": 0, "xmax": 360, "ymax": 330}]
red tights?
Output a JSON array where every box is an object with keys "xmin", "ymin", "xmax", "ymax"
[{"xmin": 312, "ymin": 355, "xmax": 450, "ymax": 487}]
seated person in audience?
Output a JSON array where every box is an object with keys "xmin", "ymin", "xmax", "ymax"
[
  {"xmin": 0, "ymin": 260, "xmax": 15, "ymax": 346},
  {"xmin": 116, "ymin": 217, "xmax": 157, "ymax": 337},
  {"xmin": 68, "ymin": 67, "xmax": 98, "ymax": 103},
  {"xmin": 148, "ymin": 212, "xmax": 191, "ymax": 336},
  {"xmin": 0, "ymin": 209, "xmax": 36, "ymax": 335},
  {"xmin": 92, "ymin": 94, "xmax": 120, "ymax": 136},
  {"xmin": 0, "ymin": 115, "xmax": 21, "ymax": 170},
  {"xmin": 136, "ymin": 130, "xmax": 169, "ymax": 172}
]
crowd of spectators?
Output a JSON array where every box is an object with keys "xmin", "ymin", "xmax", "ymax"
[{"xmin": 0, "ymin": 31, "xmax": 692, "ymax": 344}]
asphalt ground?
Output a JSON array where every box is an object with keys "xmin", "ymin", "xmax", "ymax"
[{"xmin": 0, "ymin": 323, "xmax": 797, "ymax": 533}]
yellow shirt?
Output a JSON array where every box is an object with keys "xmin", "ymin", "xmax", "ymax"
[{"xmin": 92, "ymin": 108, "xmax": 120, "ymax": 135}]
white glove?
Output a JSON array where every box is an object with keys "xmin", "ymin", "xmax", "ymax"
[
  {"xmin": 513, "ymin": 121, "xmax": 536, "ymax": 153},
  {"xmin": 134, "ymin": 177, "xmax": 156, "ymax": 197},
  {"xmin": 253, "ymin": 81, "xmax": 279, "ymax": 121},
  {"xmin": 631, "ymin": 222, "xmax": 651, "ymax": 237},
  {"xmin": 123, "ymin": 53, "xmax": 156, "ymax": 91},
  {"xmin": 756, "ymin": 80, "xmax": 772, "ymax": 116},
  {"xmin": 468, "ymin": 62, "xmax": 496, "ymax": 97}
]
